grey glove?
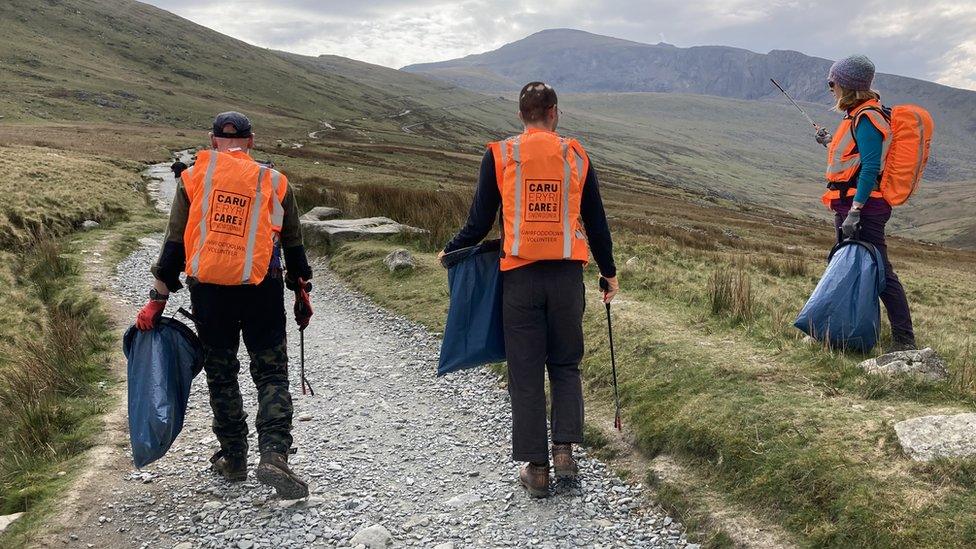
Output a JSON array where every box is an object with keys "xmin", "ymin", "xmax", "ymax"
[
  {"xmin": 815, "ymin": 128, "xmax": 832, "ymax": 147},
  {"xmin": 841, "ymin": 209, "xmax": 861, "ymax": 239}
]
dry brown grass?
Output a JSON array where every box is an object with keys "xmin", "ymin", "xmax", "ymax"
[
  {"xmin": 707, "ymin": 268, "xmax": 754, "ymax": 323},
  {"xmin": 0, "ymin": 145, "xmax": 146, "ymax": 248}
]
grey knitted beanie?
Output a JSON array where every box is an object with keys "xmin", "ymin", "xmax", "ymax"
[{"xmin": 828, "ymin": 54, "xmax": 876, "ymax": 91}]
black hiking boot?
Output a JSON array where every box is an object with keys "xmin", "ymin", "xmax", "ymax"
[
  {"xmin": 209, "ymin": 449, "xmax": 247, "ymax": 482},
  {"xmin": 884, "ymin": 339, "xmax": 918, "ymax": 354},
  {"xmin": 255, "ymin": 452, "xmax": 309, "ymax": 499}
]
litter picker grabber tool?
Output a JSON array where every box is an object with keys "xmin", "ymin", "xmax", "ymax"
[
  {"xmin": 293, "ymin": 278, "xmax": 314, "ymax": 396},
  {"xmin": 599, "ymin": 277, "xmax": 622, "ymax": 431},
  {"xmin": 770, "ymin": 78, "xmax": 829, "ymax": 148}
]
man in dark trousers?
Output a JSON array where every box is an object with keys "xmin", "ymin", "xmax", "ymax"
[
  {"xmin": 440, "ymin": 82, "xmax": 618, "ymax": 497},
  {"xmin": 135, "ymin": 112, "xmax": 313, "ymax": 499}
]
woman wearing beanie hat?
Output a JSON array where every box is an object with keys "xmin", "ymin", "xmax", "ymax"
[{"xmin": 822, "ymin": 54, "xmax": 917, "ymax": 352}]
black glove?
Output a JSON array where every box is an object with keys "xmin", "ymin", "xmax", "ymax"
[
  {"xmin": 841, "ymin": 209, "xmax": 862, "ymax": 239},
  {"xmin": 285, "ymin": 272, "xmax": 312, "ymax": 293},
  {"xmin": 815, "ymin": 128, "xmax": 832, "ymax": 147},
  {"xmin": 171, "ymin": 161, "xmax": 188, "ymax": 178}
]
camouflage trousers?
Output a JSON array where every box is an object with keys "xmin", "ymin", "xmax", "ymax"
[
  {"xmin": 189, "ymin": 274, "xmax": 292, "ymax": 457},
  {"xmin": 203, "ymin": 342, "xmax": 293, "ymax": 456}
]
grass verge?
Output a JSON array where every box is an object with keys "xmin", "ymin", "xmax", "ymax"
[{"xmin": 0, "ymin": 236, "xmax": 114, "ymax": 546}]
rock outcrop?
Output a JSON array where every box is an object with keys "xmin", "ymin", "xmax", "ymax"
[
  {"xmin": 858, "ymin": 348, "xmax": 948, "ymax": 382},
  {"xmin": 894, "ymin": 413, "xmax": 976, "ymax": 461}
]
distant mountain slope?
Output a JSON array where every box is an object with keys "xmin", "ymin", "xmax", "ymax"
[
  {"xmin": 404, "ymin": 29, "xmax": 976, "ymax": 181},
  {"xmin": 0, "ymin": 0, "xmax": 515, "ymax": 144},
  {"xmin": 403, "ymin": 28, "xmax": 974, "ymax": 106}
]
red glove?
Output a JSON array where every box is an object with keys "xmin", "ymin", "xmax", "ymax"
[
  {"xmin": 293, "ymin": 278, "xmax": 312, "ymax": 330},
  {"xmin": 136, "ymin": 300, "xmax": 167, "ymax": 331}
]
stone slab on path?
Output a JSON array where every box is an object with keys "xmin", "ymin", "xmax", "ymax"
[
  {"xmin": 894, "ymin": 413, "xmax": 976, "ymax": 461},
  {"xmin": 301, "ymin": 216, "xmax": 426, "ymax": 249}
]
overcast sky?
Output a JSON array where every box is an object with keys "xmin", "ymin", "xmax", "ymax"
[{"xmin": 144, "ymin": 0, "xmax": 976, "ymax": 90}]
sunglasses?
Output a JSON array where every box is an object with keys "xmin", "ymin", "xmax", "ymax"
[{"xmin": 827, "ymin": 80, "xmax": 836, "ymax": 90}]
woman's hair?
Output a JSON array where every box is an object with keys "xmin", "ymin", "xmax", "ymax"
[{"xmin": 834, "ymin": 85, "xmax": 881, "ymax": 112}]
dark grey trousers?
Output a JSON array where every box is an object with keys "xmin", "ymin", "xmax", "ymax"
[{"xmin": 502, "ymin": 261, "xmax": 586, "ymax": 463}]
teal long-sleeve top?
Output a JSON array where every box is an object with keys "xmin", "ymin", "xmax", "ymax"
[{"xmin": 852, "ymin": 118, "xmax": 884, "ymax": 204}]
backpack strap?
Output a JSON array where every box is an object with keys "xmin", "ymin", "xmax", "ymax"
[
  {"xmin": 848, "ymin": 105, "xmax": 891, "ymax": 141},
  {"xmin": 847, "ymin": 105, "xmax": 892, "ymax": 191}
]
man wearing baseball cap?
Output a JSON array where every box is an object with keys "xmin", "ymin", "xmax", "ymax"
[{"xmin": 136, "ymin": 111, "xmax": 313, "ymax": 499}]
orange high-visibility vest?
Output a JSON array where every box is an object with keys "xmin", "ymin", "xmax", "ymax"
[
  {"xmin": 182, "ymin": 150, "xmax": 287, "ymax": 285},
  {"xmin": 489, "ymin": 128, "xmax": 590, "ymax": 271},
  {"xmin": 822, "ymin": 99, "xmax": 891, "ymax": 207}
]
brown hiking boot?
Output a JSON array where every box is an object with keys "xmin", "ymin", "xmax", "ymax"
[
  {"xmin": 209, "ymin": 450, "xmax": 247, "ymax": 482},
  {"xmin": 255, "ymin": 452, "xmax": 309, "ymax": 499},
  {"xmin": 519, "ymin": 463, "xmax": 551, "ymax": 498},
  {"xmin": 552, "ymin": 443, "xmax": 579, "ymax": 480}
]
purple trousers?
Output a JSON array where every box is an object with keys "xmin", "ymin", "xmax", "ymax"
[{"xmin": 833, "ymin": 207, "xmax": 915, "ymax": 344}]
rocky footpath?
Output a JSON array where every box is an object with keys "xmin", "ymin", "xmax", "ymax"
[{"xmin": 67, "ymin": 238, "xmax": 692, "ymax": 548}]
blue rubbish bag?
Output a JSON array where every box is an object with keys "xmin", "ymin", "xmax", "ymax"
[
  {"xmin": 123, "ymin": 317, "xmax": 203, "ymax": 468},
  {"xmin": 794, "ymin": 239, "xmax": 886, "ymax": 353},
  {"xmin": 438, "ymin": 239, "xmax": 506, "ymax": 376}
]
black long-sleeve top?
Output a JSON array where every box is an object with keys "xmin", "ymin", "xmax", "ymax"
[{"xmin": 444, "ymin": 149, "xmax": 616, "ymax": 278}]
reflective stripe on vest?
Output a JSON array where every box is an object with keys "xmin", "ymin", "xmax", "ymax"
[
  {"xmin": 510, "ymin": 136, "xmax": 524, "ymax": 257},
  {"xmin": 560, "ymin": 139, "xmax": 572, "ymax": 258},
  {"xmin": 241, "ymin": 166, "xmax": 267, "ymax": 283},
  {"xmin": 189, "ymin": 151, "xmax": 219, "ymax": 275}
]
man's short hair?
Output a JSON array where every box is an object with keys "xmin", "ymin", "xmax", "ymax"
[{"xmin": 519, "ymin": 82, "xmax": 557, "ymax": 123}]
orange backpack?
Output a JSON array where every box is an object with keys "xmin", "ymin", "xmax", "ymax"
[{"xmin": 854, "ymin": 104, "xmax": 935, "ymax": 206}]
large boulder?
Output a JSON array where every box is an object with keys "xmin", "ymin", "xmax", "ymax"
[
  {"xmin": 300, "ymin": 206, "xmax": 342, "ymax": 222},
  {"xmin": 894, "ymin": 413, "xmax": 976, "ymax": 461},
  {"xmin": 857, "ymin": 347, "xmax": 948, "ymax": 382},
  {"xmin": 301, "ymin": 217, "xmax": 425, "ymax": 250},
  {"xmin": 384, "ymin": 249, "xmax": 416, "ymax": 273}
]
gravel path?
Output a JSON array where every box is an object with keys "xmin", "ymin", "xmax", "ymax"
[{"xmin": 72, "ymin": 159, "xmax": 692, "ymax": 548}]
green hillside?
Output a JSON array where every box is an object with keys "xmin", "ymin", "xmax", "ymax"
[{"xmin": 0, "ymin": 0, "xmax": 519, "ymax": 146}]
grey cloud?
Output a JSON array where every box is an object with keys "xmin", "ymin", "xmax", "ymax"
[{"xmin": 143, "ymin": 0, "xmax": 976, "ymax": 89}]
